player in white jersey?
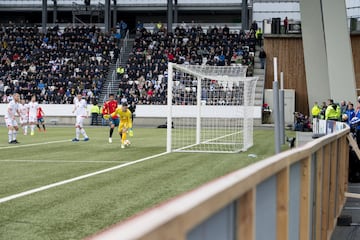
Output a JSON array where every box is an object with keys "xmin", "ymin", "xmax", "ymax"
[
  {"xmin": 28, "ymin": 95, "xmax": 39, "ymax": 136},
  {"xmin": 4, "ymin": 93, "xmax": 21, "ymax": 143},
  {"xmin": 72, "ymin": 93, "xmax": 89, "ymax": 142},
  {"xmin": 18, "ymin": 99, "xmax": 29, "ymax": 135}
]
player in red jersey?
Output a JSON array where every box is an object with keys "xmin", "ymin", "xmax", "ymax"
[
  {"xmin": 102, "ymin": 93, "xmax": 119, "ymax": 143},
  {"xmin": 36, "ymin": 106, "xmax": 46, "ymax": 132}
]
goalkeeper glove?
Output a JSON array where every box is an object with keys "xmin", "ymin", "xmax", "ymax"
[
  {"xmin": 129, "ymin": 128, "xmax": 134, "ymax": 137},
  {"xmin": 103, "ymin": 114, "xmax": 110, "ymax": 120}
]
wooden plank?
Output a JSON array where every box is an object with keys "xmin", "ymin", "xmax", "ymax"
[
  {"xmin": 299, "ymin": 157, "xmax": 311, "ymax": 240},
  {"xmin": 344, "ymin": 136, "xmax": 350, "ymax": 198},
  {"xmin": 337, "ymin": 136, "xmax": 347, "ymax": 214},
  {"xmin": 264, "ymin": 36, "xmax": 308, "ymax": 115},
  {"xmin": 347, "ymin": 134, "xmax": 360, "ymax": 159},
  {"xmin": 237, "ymin": 189, "xmax": 254, "ymax": 240},
  {"xmin": 321, "ymin": 144, "xmax": 331, "ymax": 240},
  {"xmin": 277, "ymin": 167, "xmax": 289, "ymax": 240},
  {"xmin": 328, "ymin": 142, "xmax": 337, "ymax": 231},
  {"xmin": 314, "ymin": 148, "xmax": 324, "ymax": 240},
  {"xmin": 351, "ymin": 35, "xmax": 360, "ymax": 90},
  {"xmin": 345, "ymin": 192, "xmax": 360, "ymax": 199}
]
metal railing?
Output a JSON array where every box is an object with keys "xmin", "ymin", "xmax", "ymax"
[{"xmin": 88, "ymin": 123, "xmax": 350, "ymax": 240}]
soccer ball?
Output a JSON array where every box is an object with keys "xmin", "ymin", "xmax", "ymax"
[{"xmin": 124, "ymin": 139, "xmax": 131, "ymax": 146}]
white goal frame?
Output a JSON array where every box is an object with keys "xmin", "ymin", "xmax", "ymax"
[{"xmin": 166, "ymin": 63, "xmax": 258, "ymax": 153}]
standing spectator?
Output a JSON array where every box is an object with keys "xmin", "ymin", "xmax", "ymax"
[
  {"xmin": 119, "ymin": 20, "xmax": 128, "ymax": 38},
  {"xmin": 284, "ymin": 16, "xmax": 289, "ymax": 34},
  {"xmin": 256, "ymin": 28, "xmax": 263, "ymax": 46},
  {"xmin": 319, "ymin": 101, "xmax": 327, "ymax": 119},
  {"xmin": 136, "ymin": 21, "xmax": 144, "ymax": 31},
  {"xmin": 311, "ymin": 101, "xmax": 321, "ymax": 119},
  {"xmin": 251, "ymin": 20, "xmax": 258, "ymax": 31},
  {"xmin": 117, "ymin": 65, "xmax": 125, "ymax": 79},
  {"xmin": 354, "ymin": 103, "xmax": 360, "ymax": 146},
  {"xmin": 113, "ymin": 46, "xmax": 120, "ymax": 62},
  {"xmin": 340, "ymin": 100, "xmax": 347, "ymax": 115},
  {"xmin": 223, "ymin": 25, "xmax": 230, "ymax": 35},
  {"xmin": 259, "ymin": 48, "xmax": 266, "ymax": 69},
  {"xmin": 325, "ymin": 99, "xmax": 340, "ymax": 121},
  {"xmin": 345, "ymin": 102, "xmax": 355, "ymax": 125},
  {"xmin": 156, "ymin": 21, "xmax": 163, "ymax": 32},
  {"xmin": 90, "ymin": 101, "xmax": 100, "ymax": 125}
]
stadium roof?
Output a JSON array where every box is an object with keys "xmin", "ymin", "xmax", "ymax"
[{"xmin": 0, "ymin": 0, "xmax": 243, "ymax": 11}]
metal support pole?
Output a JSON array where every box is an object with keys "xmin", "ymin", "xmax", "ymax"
[
  {"xmin": 174, "ymin": 0, "xmax": 178, "ymax": 25},
  {"xmin": 241, "ymin": 0, "xmax": 249, "ymax": 31},
  {"xmin": 273, "ymin": 58, "xmax": 281, "ymax": 154},
  {"xmin": 113, "ymin": 0, "xmax": 117, "ymax": 29},
  {"xmin": 167, "ymin": 0, "xmax": 173, "ymax": 33},
  {"xmin": 279, "ymin": 72, "xmax": 285, "ymax": 145},
  {"xmin": 42, "ymin": 0, "xmax": 48, "ymax": 33},
  {"xmin": 104, "ymin": 0, "xmax": 111, "ymax": 33},
  {"xmin": 53, "ymin": 0, "xmax": 57, "ymax": 24}
]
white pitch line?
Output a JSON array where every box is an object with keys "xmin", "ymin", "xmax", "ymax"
[
  {"xmin": 0, "ymin": 139, "xmax": 71, "ymax": 149},
  {"xmin": 0, "ymin": 151, "xmax": 169, "ymax": 204},
  {"xmin": 0, "ymin": 160, "xmax": 128, "ymax": 164}
]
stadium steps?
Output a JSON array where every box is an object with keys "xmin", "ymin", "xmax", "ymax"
[
  {"xmin": 99, "ymin": 38, "xmax": 135, "ymax": 102},
  {"xmin": 98, "ymin": 63, "xmax": 117, "ymax": 103},
  {"xmin": 253, "ymin": 46, "xmax": 266, "ymax": 108}
]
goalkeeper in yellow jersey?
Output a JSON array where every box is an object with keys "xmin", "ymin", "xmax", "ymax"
[{"xmin": 109, "ymin": 102, "xmax": 133, "ymax": 148}]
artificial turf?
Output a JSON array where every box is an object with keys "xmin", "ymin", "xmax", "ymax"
[{"xmin": 0, "ymin": 126, "xmax": 292, "ymax": 239}]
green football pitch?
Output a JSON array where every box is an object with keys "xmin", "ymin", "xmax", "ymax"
[{"xmin": 0, "ymin": 125, "xmax": 292, "ymax": 240}]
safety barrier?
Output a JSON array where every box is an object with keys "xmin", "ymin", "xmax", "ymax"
[{"xmin": 87, "ymin": 123, "xmax": 349, "ymax": 240}]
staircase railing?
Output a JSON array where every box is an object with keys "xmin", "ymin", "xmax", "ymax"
[{"xmin": 102, "ymin": 30, "xmax": 130, "ymax": 103}]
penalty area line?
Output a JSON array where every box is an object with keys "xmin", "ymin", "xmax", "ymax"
[
  {"xmin": 0, "ymin": 139, "xmax": 71, "ymax": 149},
  {"xmin": 0, "ymin": 151, "xmax": 169, "ymax": 204}
]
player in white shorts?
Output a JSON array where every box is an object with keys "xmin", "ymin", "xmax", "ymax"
[
  {"xmin": 28, "ymin": 95, "xmax": 39, "ymax": 136},
  {"xmin": 72, "ymin": 93, "xmax": 89, "ymax": 142},
  {"xmin": 4, "ymin": 93, "xmax": 21, "ymax": 144},
  {"xmin": 19, "ymin": 99, "xmax": 29, "ymax": 135}
]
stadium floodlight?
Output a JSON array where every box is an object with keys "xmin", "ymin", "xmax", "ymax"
[{"xmin": 166, "ymin": 63, "xmax": 258, "ymax": 153}]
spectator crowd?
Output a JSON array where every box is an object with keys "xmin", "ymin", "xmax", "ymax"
[
  {"xmin": 0, "ymin": 25, "xmax": 117, "ymax": 104},
  {"xmin": 116, "ymin": 23, "xmax": 258, "ymax": 105},
  {"xmin": 0, "ymin": 22, "xmax": 260, "ymax": 106}
]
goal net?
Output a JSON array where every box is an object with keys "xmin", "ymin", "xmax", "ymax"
[{"xmin": 166, "ymin": 63, "xmax": 258, "ymax": 153}]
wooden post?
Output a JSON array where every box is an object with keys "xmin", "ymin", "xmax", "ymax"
[
  {"xmin": 328, "ymin": 141, "xmax": 337, "ymax": 232},
  {"xmin": 238, "ymin": 189, "xmax": 255, "ymax": 240},
  {"xmin": 277, "ymin": 167, "xmax": 289, "ymax": 240},
  {"xmin": 321, "ymin": 144, "xmax": 331, "ymax": 240},
  {"xmin": 314, "ymin": 147, "xmax": 324, "ymax": 240},
  {"xmin": 299, "ymin": 157, "xmax": 311, "ymax": 240}
]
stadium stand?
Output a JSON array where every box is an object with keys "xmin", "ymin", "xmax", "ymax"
[
  {"xmin": 0, "ymin": 22, "xmax": 258, "ymax": 106},
  {"xmin": 0, "ymin": 25, "xmax": 116, "ymax": 103},
  {"xmin": 117, "ymin": 24, "xmax": 256, "ymax": 105}
]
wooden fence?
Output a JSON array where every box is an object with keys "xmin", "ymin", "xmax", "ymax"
[{"xmin": 87, "ymin": 125, "xmax": 350, "ymax": 240}]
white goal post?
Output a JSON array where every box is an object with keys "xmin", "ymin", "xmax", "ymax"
[{"xmin": 166, "ymin": 63, "xmax": 259, "ymax": 153}]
